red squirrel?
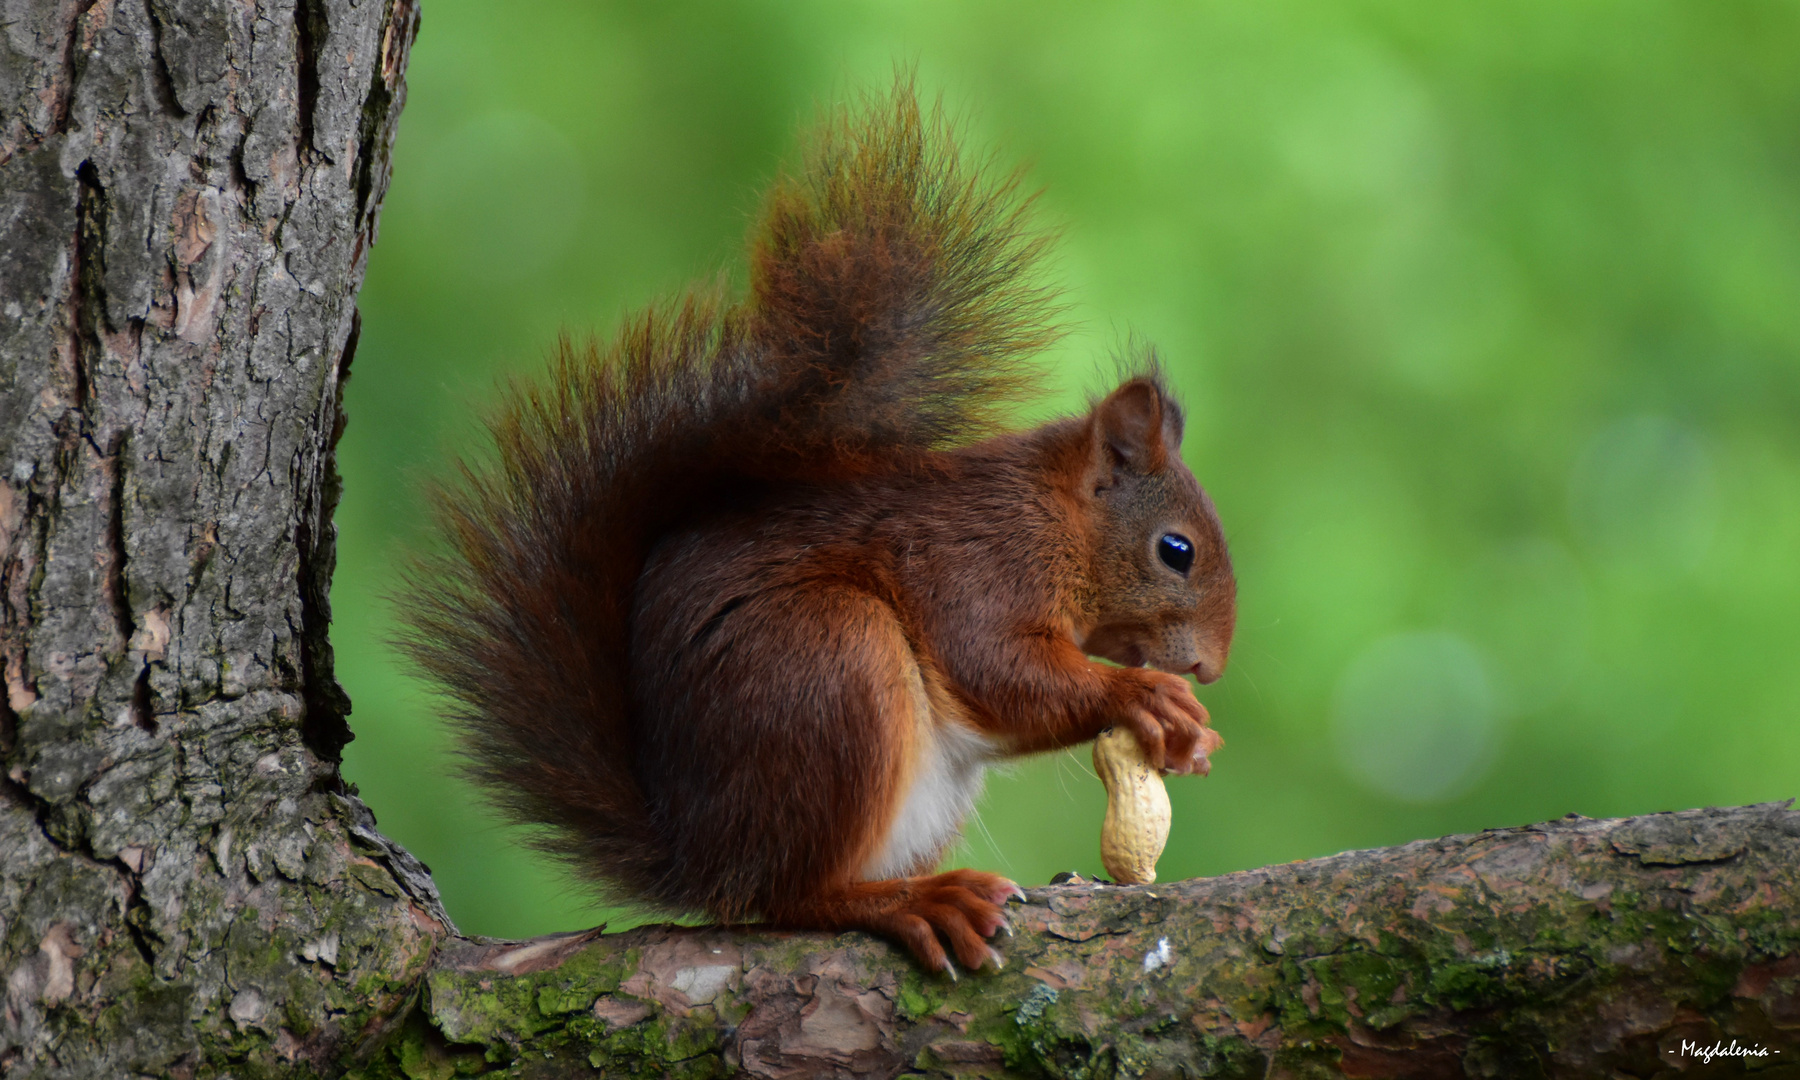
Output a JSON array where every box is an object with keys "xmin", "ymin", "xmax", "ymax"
[{"xmin": 401, "ymin": 85, "xmax": 1237, "ymax": 974}]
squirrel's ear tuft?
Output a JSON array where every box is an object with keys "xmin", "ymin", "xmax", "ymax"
[{"xmin": 1095, "ymin": 378, "xmax": 1180, "ymax": 476}]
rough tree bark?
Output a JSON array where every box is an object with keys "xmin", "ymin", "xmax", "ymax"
[
  {"xmin": 2, "ymin": 5, "xmax": 1797, "ymax": 1080},
  {"xmin": 413, "ymin": 803, "xmax": 1800, "ymax": 1079},
  {"xmin": 0, "ymin": 1, "xmax": 443, "ymax": 1076}
]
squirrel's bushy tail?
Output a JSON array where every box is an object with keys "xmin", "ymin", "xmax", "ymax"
[{"xmin": 399, "ymin": 83, "xmax": 1060, "ymax": 912}]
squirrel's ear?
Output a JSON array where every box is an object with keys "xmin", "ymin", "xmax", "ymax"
[{"xmin": 1095, "ymin": 378, "xmax": 1181, "ymax": 478}]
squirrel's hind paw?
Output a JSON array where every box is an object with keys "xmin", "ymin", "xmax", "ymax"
[{"xmin": 810, "ymin": 869, "xmax": 1020, "ymax": 974}]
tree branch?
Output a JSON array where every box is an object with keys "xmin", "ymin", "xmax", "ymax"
[{"xmin": 388, "ymin": 802, "xmax": 1800, "ymax": 1079}]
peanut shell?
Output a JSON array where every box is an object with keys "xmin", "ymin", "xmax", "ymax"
[{"xmin": 1093, "ymin": 727, "xmax": 1172, "ymax": 884}]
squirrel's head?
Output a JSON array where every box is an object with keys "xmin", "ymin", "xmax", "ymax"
[{"xmin": 1076, "ymin": 377, "xmax": 1237, "ymax": 684}]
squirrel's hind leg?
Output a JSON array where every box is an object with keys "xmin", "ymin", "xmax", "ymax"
[{"xmin": 633, "ymin": 543, "xmax": 1021, "ymax": 970}]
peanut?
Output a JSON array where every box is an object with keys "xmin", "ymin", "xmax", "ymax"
[{"xmin": 1093, "ymin": 727, "xmax": 1172, "ymax": 885}]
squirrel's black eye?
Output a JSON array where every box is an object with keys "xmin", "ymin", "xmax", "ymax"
[{"xmin": 1157, "ymin": 533, "xmax": 1194, "ymax": 575}]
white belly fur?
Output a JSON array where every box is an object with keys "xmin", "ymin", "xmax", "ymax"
[{"xmin": 861, "ymin": 705, "xmax": 996, "ymax": 881}]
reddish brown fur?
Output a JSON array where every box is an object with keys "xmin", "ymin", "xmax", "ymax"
[{"xmin": 401, "ymin": 83, "xmax": 1236, "ymax": 973}]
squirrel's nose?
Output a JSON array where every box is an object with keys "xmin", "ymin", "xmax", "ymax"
[{"xmin": 1190, "ymin": 650, "xmax": 1226, "ymax": 685}]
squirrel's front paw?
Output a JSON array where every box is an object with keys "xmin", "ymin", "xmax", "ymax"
[{"xmin": 1123, "ymin": 671, "xmax": 1217, "ymax": 776}]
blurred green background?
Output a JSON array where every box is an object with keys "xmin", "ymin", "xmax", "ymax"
[{"xmin": 335, "ymin": 0, "xmax": 1800, "ymax": 939}]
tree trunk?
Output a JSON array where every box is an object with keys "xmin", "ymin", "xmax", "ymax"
[
  {"xmin": 0, "ymin": 1, "xmax": 443, "ymax": 1076},
  {"xmin": 3, "ymin": 7, "xmax": 1798, "ymax": 1080}
]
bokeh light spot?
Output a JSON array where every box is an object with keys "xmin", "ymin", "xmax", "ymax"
[
  {"xmin": 1448, "ymin": 537, "xmax": 1591, "ymax": 716},
  {"xmin": 1331, "ymin": 631, "xmax": 1500, "ymax": 804},
  {"xmin": 1568, "ymin": 415, "xmax": 1718, "ymax": 569}
]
